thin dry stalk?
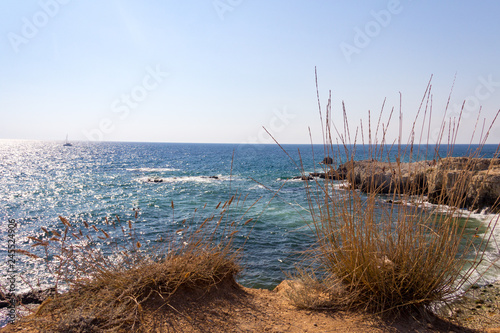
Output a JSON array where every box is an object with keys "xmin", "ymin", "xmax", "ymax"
[
  {"xmin": 292, "ymin": 76, "xmax": 499, "ymax": 317},
  {"xmin": 15, "ymin": 195, "xmax": 254, "ymax": 332}
]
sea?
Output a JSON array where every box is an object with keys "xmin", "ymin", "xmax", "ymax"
[{"xmin": 1, "ymin": 140, "xmax": 499, "ymax": 323}]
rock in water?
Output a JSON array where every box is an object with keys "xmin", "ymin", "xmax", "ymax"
[
  {"xmin": 321, "ymin": 157, "xmax": 334, "ymax": 165},
  {"xmin": 293, "ymin": 175, "xmax": 314, "ymax": 181},
  {"xmin": 309, "ymin": 172, "xmax": 326, "ymax": 179},
  {"xmin": 0, "ymin": 287, "xmax": 57, "ymax": 308}
]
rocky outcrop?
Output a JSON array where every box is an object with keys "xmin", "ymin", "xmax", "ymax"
[
  {"xmin": 309, "ymin": 172, "xmax": 326, "ymax": 179},
  {"xmin": 320, "ymin": 157, "xmax": 334, "ymax": 165},
  {"xmin": 306, "ymin": 167, "xmax": 348, "ymax": 181},
  {"xmin": 293, "ymin": 175, "xmax": 314, "ymax": 181},
  {"xmin": 336, "ymin": 160, "xmax": 431, "ymax": 194},
  {"xmin": 426, "ymin": 157, "xmax": 500, "ymax": 212},
  {"xmin": 0, "ymin": 287, "xmax": 57, "ymax": 308},
  {"xmin": 314, "ymin": 157, "xmax": 500, "ymax": 213}
]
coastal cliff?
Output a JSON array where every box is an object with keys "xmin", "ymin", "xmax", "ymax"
[{"xmin": 315, "ymin": 157, "xmax": 500, "ymax": 213}]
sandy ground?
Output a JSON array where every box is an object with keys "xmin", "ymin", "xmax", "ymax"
[{"xmin": 4, "ymin": 279, "xmax": 500, "ymax": 332}]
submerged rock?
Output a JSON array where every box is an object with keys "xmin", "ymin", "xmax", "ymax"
[
  {"xmin": 147, "ymin": 178, "xmax": 164, "ymax": 183},
  {"xmin": 309, "ymin": 172, "xmax": 323, "ymax": 178},
  {"xmin": 293, "ymin": 175, "xmax": 314, "ymax": 181}
]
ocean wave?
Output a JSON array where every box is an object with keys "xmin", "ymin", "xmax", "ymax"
[
  {"xmin": 383, "ymin": 197, "xmax": 500, "ymax": 284},
  {"xmin": 333, "ymin": 181, "xmax": 350, "ymax": 190},
  {"xmin": 281, "ymin": 177, "xmax": 303, "ymax": 182},
  {"xmin": 127, "ymin": 167, "xmax": 180, "ymax": 172},
  {"xmin": 277, "ymin": 177, "xmax": 313, "ymax": 182},
  {"xmin": 393, "ymin": 198, "xmax": 500, "ymax": 222},
  {"xmin": 249, "ymin": 184, "xmax": 266, "ymax": 190}
]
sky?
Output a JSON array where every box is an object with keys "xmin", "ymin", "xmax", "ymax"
[{"xmin": 1, "ymin": 0, "xmax": 500, "ymax": 144}]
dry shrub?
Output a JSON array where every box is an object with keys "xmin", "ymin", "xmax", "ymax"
[
  {"xmin": 16, "ymin": 195, "xmax": 252, "ymax": 332},
  {"xmin": 288, "ymin": 74, "xmax": 500, "ymax": 316},
  {"xmin": 281, "ymin": 268, "xmax": 344, "ymax": 310}
]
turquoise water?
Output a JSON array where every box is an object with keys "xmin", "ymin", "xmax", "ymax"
[{"xmin": 0, "ymin": 141, "xmax": 498, "ymax": 296}]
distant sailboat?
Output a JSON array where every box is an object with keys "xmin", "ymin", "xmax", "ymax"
[{"xmin": 63, "ymin": 135, "xmax": 72, "ymax": 147}]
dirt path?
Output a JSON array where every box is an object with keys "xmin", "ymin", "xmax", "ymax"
[{"xmin": 3, "ymin": 280, "xmax": 494, "ymax": 332}]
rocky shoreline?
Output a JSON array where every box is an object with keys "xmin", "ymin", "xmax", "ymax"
[
  {"xmin": 445, "ymin": 281, "xmax": 500, "ymax": 330},
  {"xmin": 0, "ymin": 288, "xmax": 57, "ymax": 309},
  {"xmin": 301, "ymin": 157, "xmax": 500, "ymax": 213}
]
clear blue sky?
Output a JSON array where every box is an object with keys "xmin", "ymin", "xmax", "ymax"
[{"xmin": 1, "ymin": 0, "xmax": 499, "ymax": 144}]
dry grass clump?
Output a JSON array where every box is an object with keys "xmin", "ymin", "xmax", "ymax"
[
  {"xmin": 37, "ymin": 247, "xmax": 239, "ymax": 332},
  {"xmin": 286, "ymin": 74, "xmax": 500, "ymax": 316},
  {"xmin": 15, "ymin": 196, "xmax": 251, "ymax": 332},
  {"xmin": 279, "ymin": 268, "xmax": 343, "ymax": 310}
]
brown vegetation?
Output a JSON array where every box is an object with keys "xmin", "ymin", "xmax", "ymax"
[
  {"xmin": 283, "ymin": 74, "xmax": 500, "ymax": 318},
  {"xmin": 4, "ymin": 196, "xmax": 248, "ymax": 332}
]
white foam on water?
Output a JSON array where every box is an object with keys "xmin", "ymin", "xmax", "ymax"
[
  {"xmin": 249, "ymin": 184, "xmax": 266, "ymax": 190},
  {"xmin": 127, "ymin": 167, "xmax": 180, "ymax": 172},
  {"xmin": 138, "ymin": 175, "xmax": 232, "ymax": 184},
  {"xmin": 390, "ymin": 197, "xmax": 500, "ymax": 285},
  {"xmin": 285, "ymin": 178, "xmax": 307, "ymax": 182},
  {"xmin": 332, "ymin": 181, "xmax": 350, "ymax": 190}
]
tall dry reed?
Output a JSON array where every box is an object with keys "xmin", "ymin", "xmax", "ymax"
[{"xmin": 287, "ymin": 73, "xmax": 500, "ymax": 316}]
